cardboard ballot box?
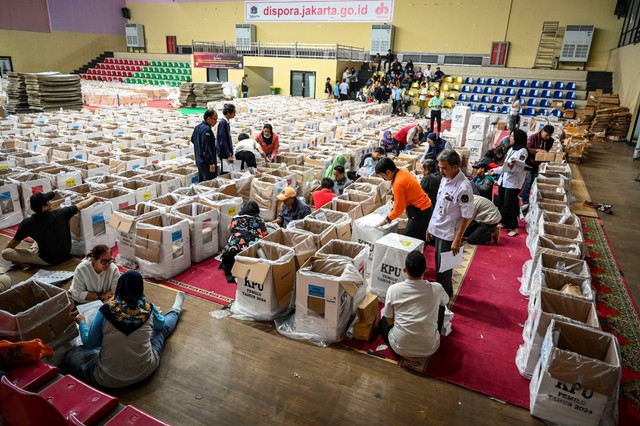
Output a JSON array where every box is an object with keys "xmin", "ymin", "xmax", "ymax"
[
  {"xmin": 370, "ymin": 233, "xmax": 425, "ymax": 298},
  {"xmin": 530, "ymin": 319, "xmax": 621, "ymax": 426},
  {"xmin": 135, "ymin": 213, "xmax": 191, "ymax": 280},
  {"xmin": 287, "ymin": 218, "xmax": 338, "ymax": 249},
  {"xmin": 309, "ymin": 208, "xmax": 352, "ymax": 241},
  {"xmin": 263, "ymin": 228, "xmax": 316, "ymax": 269},
  {"xmin": 232, "ymin": 241, "xmax": 296, "ymax": 321},
  {"xmin": 171, "ymin": 202, "xmax": 220, "ymax": 263},
  {"xmin": 315, "ymin": 239, "xmax": 368, "ymax": 278},
  {"xmin": 294, "ymin": 256, "xmax": 364, "ymax": 341},
  {"xmin": 110, "ymin": 203, "xmax": 161, "ymax": 264}
]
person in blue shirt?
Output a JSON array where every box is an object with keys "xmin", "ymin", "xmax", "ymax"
[
  {"xmin": 217, "ymin": 103, "xmax": 236, "ymax": 174},
  {"xmin": 190, "ymin": 109, "xmax": 218, "ymax": 182},
  {"xmin": 273, "ymin": 187, "xmax": 311, "ymax": 228}
]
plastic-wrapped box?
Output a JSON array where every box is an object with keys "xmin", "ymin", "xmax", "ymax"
[
  {"xmin": 337, "ymin": 192, "xmax": 376, "ymax": 215},
  {"xmin": 69, "ymin": 200, "xmax": 116, "ymax": 256},
  {"xmin": 93, "ymin": 187, "xmax": 136, "ymax": 211},
  {"xmin": 526, "ymin": 210, "xmax": 580, "ymax": 238},
  {"xmin": 539, "ymin": 162, "xmax": 572, "ymax": 180},
  {"xmin": 309, "ymin": 208, "xmax": 352, "ymax": 240},
  {"xmin": 135, "ymin": 213, "xmax": 191, "ymax": 280},
  {"xmin": 345, "ymin": 182, "xmax": 382, "ymax": 207},
  {"xmin": 0, "ymin": 280, "xmax": 78, "ymax": 350},
  {"xmin": 263, "ymin": 228, "xmax": 316, "ymax": 269},
  {"xmin": 293, "ymin": 256, "xmax": 365, "ymax": 342},
  {"xmin": 520, "ymin": 249, "xmax": 591, "ymax": 297},
  {"xmin": 218, "ymin": 170, "xmax": 254, "ymax": 203},
  {"xmin": 303, "ymin": 154, "xmax": 333, "ymax": 179},
  {"xmin": 328, "ymin": 198, "xmax": 365, "ymax": 221},
  {"xmin": 526, "ymin": 201, "xmax": 571, "ymax": 232},
  {"xmin": 0, "ymin": 179, "xmax": 24, "ymax": 229},
  {"xmin": 370, "ymin": 233, "xmax": 425, "ymax": 298},
  {"xmin": 231, "ymin": 241, "xmax": 296, "ymax": 321},
  {"xmin": 527, "ymin": 223, "xmax": 584, "ymax": 258},
  {"xmin": 250, "ymin": 175, "xmax": 288, "ymax": 222},
  {"xmin": 196, "ymin": 178, "xmax": 238, "ymax": 197},
  {"xmin": 122, "ymin": 179, "xmax": 158, "ymax": 204},
  {"xmin": 9, "ymin": 172, "xmax": 54, "ymax": 216},
  {"xmin": 141, "ymin": 174, "xmax": 182, "ymax": 196},
  {"xmin": 530, "ymin": 319, "xmax": 620, "ymax": 426},
  {"xmin": 170, "ymin": 202, "xmax": 220, "ymax": 263},
  {"xmin": 530, "ymin": 189, "xmax": 568, "ymax": 207},
  {"xmin": 148, "ymin": 193, "xmax": 186, "ymax": 212},
  {"xmin": 85, "ymin": 174, "xmax": 127, "ymax": 188},
  {"xmin": 351, "ymin": 213, "xmax": 399, "ymax": 277},
  {"xmin": 529, "ymin": 234, "xmax": 583, "ymax": 260},
  {"xmin": 537, "ymin": 267, "xmax": 595, "ymax": 302},
  {"xmin": 315, "ymin": 239, "xmax": 368, "ymax": 277},
  {"xmin": 198, "ymin": 193, "xmax": 243, "ymax": 252},
  {"xmin": 287, "ymin": 164, "xmax": 317, "ymax": 201},
  {"xmin": 167, "ymin": 166, "xmax": 199, "ymax": 187},
  {"xmin": 109, "ymin": 203, "xmax": 161, "ymax": 265},
  {"xmin": 287, "ymin": 218, "xmax": 338, "ymax": 248},
  {"xmin": 516, "ymin": 288, "xmax": 599, "ymax": 378},
  {"xmin": 355, "ymin": 176, "xmax": 390, "ymax": 202}
]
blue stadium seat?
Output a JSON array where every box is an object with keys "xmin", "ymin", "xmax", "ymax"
[
  {"xmin": 478, "ymin": 104, "xmax": 488, "ymax": 112},
  {"xmin": 470, "ymin": 94, "xmax": 480, "ymax": 102},
  {"xmin": 481, "ymin": 95, "xmax": 491, "ymax": 103},
  {"xmin": 551, "ymin": 109, "xmax": 563, "ymax": 118},
  {"xmin": 564, "ymin": 101, "xmax": 576, "ymax": 109},
  {"xmin": 518, "ymin": 88, "xmax": 528, "ymax": 97},
  {"xmin": 554, "ymin": 81, "xmax": 565, "ymax": 90},
  {"xmin": 492, "ymin": 95, "xmax": 502, "ymax": 104},
  {"xmin": 524, "ymin": 107, "xmax": 537, "ymax": 116},
  {"xmin": 504, "ymin": 96, "xmax": 513, "ymax": 103},
  {"xmin": 465, "ymin": 77, "xmax": 474, "ymax": 84},
  {"xmin": 566, "ymin": 91, "xmax": 577, "ymax": 100},
  {"xmin": 473, "ymin": 86, "xmax": 483, "ymax": 93},
  {"xmin": 462, "ymin": 85, "xmax": 471, "ymax": 92},
  {"xmin": 486, "ymin": 78, "xmax": 496, "ymax": 85},
  {"xmin": 457, "ymin": 93, "xmax": 468, "ymax": 101},
  {"xmin": 508, "ymin": 79, "xmax": 519, "ymax": 87},
  {"xmin": 541, "ymin": 90, "xmax": 552, "ymax": 99},
  {"xmin": 527, "ymin": 98, "xmax": 538, "ymax": 107},
  {"xmin": 519, "ymin": 80, "xmax": 530, "ymax": 87},
  {"xmin": 476, "ymin": 77, "xmax": 486, "ymax": 85},
  {"xmin": 529, "ymin": 89, "xmax": 540, "ymax": 97},
  {"xmin": 495, "ymin": 87, "xmax": 505, "ymax": 95},
  {"xmin": 500, "ymin": 105, "xmax": 510, "ymax": 114},
  {"xmin": 506, "ymin": 88, "xmax": 516, "ymax": 96},
  {"xmin": 553, "ymin": 90, "xmax": 564, "ymax": 99},
  {"xmin": 497, "ymin": 79, "xmax": 508, "ymax": 86},
  {"xmin": 538, "ymin": 109, "xmax": 549, "ymax": 117},
  {"xmin": 531, "ymin": 80, "xmax": 541, "ymax": 88},
  {"xmin": 488, "ymin": 105, "xmax": 498, "ymax": 113},
  {"xmin": 483, "ymin": 87, "xmax": 493, "ymax": 94},
  {"xmin": 566, "ymin": 82, "xmax": 577, "ymax": 90},
  {"xmin": 539, "ymin": 99, "xmax": 551, "ymax": 108},
  {"xmin": 542, "ymin": 81, "xmax": 553, "ymax": 89},
  {"xmin": 468, "ymin": 103, "xmax": 477, "ymax": 111},
  {"xmin": 519, "ymin": 107, "xmax": 524, "ymax": 115}
]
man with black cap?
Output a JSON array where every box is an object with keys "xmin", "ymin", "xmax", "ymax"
[
  {"xmin": 522, "ymin": 124, "xmax": 555, "ymax": 208},
  {"xmin": 2, "ymin": 192, "xmax": 99, "ymax": 267},
  {"xmin": 471, "ymin": 161, "xmax": 496, "ymax": 201}
]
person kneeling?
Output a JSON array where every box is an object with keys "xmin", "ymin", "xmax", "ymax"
[{"xmin": 378, "ymin": 250, "xmax": 449, "ymax": 360}]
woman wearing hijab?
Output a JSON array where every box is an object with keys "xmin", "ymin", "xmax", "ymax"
[
  {"xmin": 63, "ymin": 271, "xmax": 184, "ymax": 389},
  {"xmin": 221, "ymin": 200, "xmax": 268, "ymax": 281},
  {"xmin": 380, "ymin": 130, "xmax": 395, "ymax": 153},
  {"xmin": 323, "ymin": 154, "xmax": 348, "ymax": 179},
  {"xmin": 255, "ymin": 123, "xmax": 279, "ymax": 163},
  {"xmin": 496, "ymin": 129, "xmax": 528, "ymax": 237}
]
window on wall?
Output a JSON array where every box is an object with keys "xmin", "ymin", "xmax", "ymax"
[
  {"xmin": 207, "ymin": 69, "xmax": 228, "ymax": 82},
  {"xmin": 619, "ymin": 0, "xmax": 640, "ymax": 47}
]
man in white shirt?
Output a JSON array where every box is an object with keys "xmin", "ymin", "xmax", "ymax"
[
  {"xmin": 339, "ymin": 79, "xmax": 349, "ymax": 101},
  {"xmin": 428, "ymin": 149, "xmax": 474, "ymax": 312},
  {"xmin": 379, "ymin": 250, "xmax": 449, "ymax": 359},
  {"xmin": 418, "ymin": 82, "xmax": 429, "ymax": 117},
  {"xmin": 508, "ymin": 94, "xmax": 521, "ymax": 131},
  {"xmin": 425, "ymin": 64, "xmax": 434, "ymax": 82},
  {"xmin": 234, "ymin": 133, "xmax": 266, "ymax": 169}
]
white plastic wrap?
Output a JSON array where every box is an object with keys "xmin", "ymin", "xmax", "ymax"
[
  {"xmin": 520, "ymin": 249, "xmax": 591, "ymax": 298},
  {"xmin": 516, "ymin": 288, "xmax": 599, "ymax": 378},
  {"xmin": 370, "ymin": 233, "xmax": 425, "ymax": 299},
  {"xmin": 231, "ymin": 241, "xmax": 296, "ymax": 321},
  {"xmin": 221, "ymin": 170, "xmax": 254, "ymax": 203},
  {"xmin": 135, "ymin": 213, "xmax": 192, "ymax": 280},
  {"xmin": 309, "ymin": 208, "xmax": 352, "ymax": 240},
  {"xmin": 250, "ymin": 175, "xmax": 288, "ymax": 221},
  {"xmin": 538, "ymin": 267, "xmax": 595, "ymax": 302},
  {"xmin": 287, "ymin": 217, "xmax": 338, "ymax": 248},
  {"xmin": 170, "ymin": 202, "xmax": 220, "ymax": 263},
  {"xmin": 530, "ymin": 319, "xmax": 621, "ymax": 426},
  {"xmin": 526, "ymin": 201, "xmax": 571, "ymax": 232},
  {"xmin": 315, "ymin": 239, "xmax": 368, "ymax": 277},
  {"xmin": 109, "ymin": 202, "xmax": 161, "ymax": 266},
  {"xmin": 148, "ymin": 193, "xmax": 186, "ymax": 211},
  {"xmin": 351, "ymin": 213, "xmax": 399, "ymax": 277},
  {"xmin": 263, "ymin": 228, "xmax": 317, "ymax": 269}
]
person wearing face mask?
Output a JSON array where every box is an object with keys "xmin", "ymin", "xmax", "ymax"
[
  {"xmin": 69, "ymin": 245, "xmax": 121, "ymax": 304},
  {"xmin": 217, "ymin": 103, "xmax": 236, "ymax": 173},
  {"xmin": 255, "ymin": 123, "xmax": 280, "ymax": 163}
]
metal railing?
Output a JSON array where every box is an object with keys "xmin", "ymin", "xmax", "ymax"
[{"xmin": 192, "ymin": 41, "xmax": 366, "ymax": 61}]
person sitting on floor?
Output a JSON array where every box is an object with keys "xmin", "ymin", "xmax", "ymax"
[
  {"xmin": 273, "ymin": 187, "xmax": 311, "ymax": 228},
  {"xmin": 69, "ymin": 245, "xmax": 121, "ymax": 304},
  {"xmin": 357, "ymin": 147, "xmax": 387, "ymax": 179},
  {"xmin": 464, "ymin": 196, "xmax": 502, "ymax": 245},
  {"xmin": 221, "ymin": 200, "xmax": 268, "ymax": 281},
  {"xmin": 378, "ymin": 250, "xmax": 449, "ymax": 360},
  {"xmin": 2, "ymin": 192, "xmax": 99, "ymax": 267},
  {"xmin": 332, "ymin": 165, "xmax": 352, "ymax": 195},
  {"xmin": 312, "ymin": 178, "xmax": 336, "ymax": 210},
  {"xmin": 471, "ymin": 161, "xmax": 496, "ymax": 201},
  {"xmin": 63, "ymin": 271, "xmax": 184, "ymax": 389},
  {"xmin": 422, "ymin": 132, "xmax": 452, "ymax": 160}
]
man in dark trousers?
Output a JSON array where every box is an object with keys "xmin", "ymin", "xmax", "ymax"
[
  {"xmin": 191, "ymin": 109, "xmax": 218, "ymax": 182},
  {"xmin": 522, "ymin": 124, "xmax": 555, "ymax": 209},
  {"xmin": 384, "ymin": 49, "xmax": 394, "ymax": 71},
  {"xmin": 2, "ymin": 192, "xmax": 99, "ymax": 267}
]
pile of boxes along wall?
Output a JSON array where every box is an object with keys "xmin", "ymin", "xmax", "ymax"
[{"xmin": 0, "ymin": 95, "xmax": 621, "ymax": 425}]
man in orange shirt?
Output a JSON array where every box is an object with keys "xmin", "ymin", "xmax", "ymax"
[{"xmin": 375, "ymin": 158, "xmax": 432, "ymax": 242}]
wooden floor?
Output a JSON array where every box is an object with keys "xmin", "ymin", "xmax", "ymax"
[{"xmin": 4, "ymin": 143, "xmax": 638, "ymax": 425}]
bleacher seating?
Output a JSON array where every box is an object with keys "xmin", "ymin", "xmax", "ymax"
[
  {"xmin": 519, "ymin": 80, "xmax": 530, "ymax": 87},
  {"xmin": 566, "ymin": 91, "xmax": 577, "ymax": 100},
  {"xmin": 541, "ymin": 90, "xmax": 552, "ymax": 98},
  {"xmin": 80, "ymin": 58, "xmax": 191, "ymax": 86},
  {"xmin": 553, "ymin": 90, "xmax": 564, "ymax": 99},
  {"xmin": 508, "ymin": 79, "xmax": 518, "ymax": 87}
]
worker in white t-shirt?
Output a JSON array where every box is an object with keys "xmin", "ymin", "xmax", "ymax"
[
  {"xmin": 234, "ymin": 133, "xmax": 266, "ymax": 169},
  {"xmin": 379, "ymin": 250, "xmax": 449, "ymax": 360},
  {"xmin": 418, "ymin": 82, "xmax": 429, "ymax": 117}
]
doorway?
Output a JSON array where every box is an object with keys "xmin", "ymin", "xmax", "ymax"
[
  {"xmin": 207, "ymin": 69, "xmax": 228, "ymax": 83},
  {"xmin": 290, "ymin": 71, "xmax": 316, "ymax": 98}
]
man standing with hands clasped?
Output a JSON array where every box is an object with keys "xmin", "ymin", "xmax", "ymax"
[
  {"xmin": 191, "ymin": 109, "xmax": 218, "ymax": 182},
  {"xmin": 428, "ymin": 149, "xmax": 474, "ymax": 313}
]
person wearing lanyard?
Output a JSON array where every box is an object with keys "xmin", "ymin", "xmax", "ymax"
[
  {"xmin": 428, "ymin": 149, "xmax": 474, "ymax": 330},
  {"xmin": 217, "ymin": 103, "xmax": 236, "ymax": 174},
  {"xmin": 497, "ymin": 129, "xmax": 529, "ymax": 237},
  {"xmin": 428, "ymin": 90, "xmax": 444, "ymax": 133},
  {"xmin": 375, "ymin": 157, "xmax": 432, "ymax": 242}
]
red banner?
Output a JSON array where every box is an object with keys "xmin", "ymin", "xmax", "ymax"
[{"xmin": 193, "ymin": 52, "xmax": 244, "ymax": 69}]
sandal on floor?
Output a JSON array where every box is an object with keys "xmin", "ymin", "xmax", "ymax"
[{"xmin": 507, "ymin": 230, "xmax": 518, "ymax": 237}]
